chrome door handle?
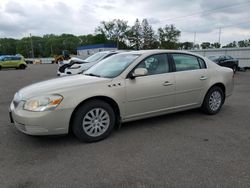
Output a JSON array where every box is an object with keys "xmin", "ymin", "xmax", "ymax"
[
  {"xmin": 200, "ymin": 76, "xmax": 207, "ymax": 80},
  {"xmin": 163, "ymin": 81, "xmax": 173, "ymax": 86}
]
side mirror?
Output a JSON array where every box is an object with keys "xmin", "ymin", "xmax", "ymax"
[{"xmin": 131, "ymin": 68, "xmax": 148, "ymax": 78}]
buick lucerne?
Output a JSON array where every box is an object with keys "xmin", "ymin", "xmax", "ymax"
[{"xmin": 9, "ymin": 50, "xmax": 234, "ymax": 142}]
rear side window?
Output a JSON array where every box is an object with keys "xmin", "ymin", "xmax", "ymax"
[
  {"xmin": 225, "ymin": 55, "xmax": 233, "ymax": 60},
  {"xmin": 11, "ymin": 56, "xmax": 21, "ymax": 61},
  {"xmin": 172, "ymin": 54, "xmax": 202, "ymax": 72},
  {"xmin": 198, "ymin": 58, "xmax": 206, "ymax": 69}
]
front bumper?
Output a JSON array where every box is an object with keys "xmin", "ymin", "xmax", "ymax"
[
  {"xmin": 57, "ymin": 71, "xmax": 68, "ymax": 77},
  {"xmin": 9, "ymin": 101, "xmax": 72, "ymax": 135}
]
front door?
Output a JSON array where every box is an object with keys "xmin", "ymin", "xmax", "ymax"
[
  {"xmin": 2, "ymin": 57, "xmax": 13, "ymax": 67},
  {"xmin": 125, "ymin": 53, "xmax": 175, "ymax": 119}
]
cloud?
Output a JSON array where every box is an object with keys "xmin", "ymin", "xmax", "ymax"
[{"xmin": 0, "ymin": 0, "xmax": 249, "ymax": 45}]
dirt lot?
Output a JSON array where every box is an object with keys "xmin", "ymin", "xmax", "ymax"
[{"xmin": 0, "ymin": 64, "xmax": 250, "ymax": 188}]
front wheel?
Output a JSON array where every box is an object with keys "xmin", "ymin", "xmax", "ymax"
[
  {"xmin": 202, "ymin": 86, "xmax": 224, "ymax": 115},
  {"xmin": 72, "ymin": 100, "xmax": 115, "ymax": 142}
]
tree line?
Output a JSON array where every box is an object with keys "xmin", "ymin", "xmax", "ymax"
[{"xmin": 1, "ymin": 18, "xmax": 250, "ymax": 58}]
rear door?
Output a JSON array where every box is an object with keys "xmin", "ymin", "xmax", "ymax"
[
  {"xmin": 11, "ymin": 56, "xmax": 22, "ymax": 67},
  {"xmin": 171, "ymin": 53, "xmax": 208, "ymax": 108}
]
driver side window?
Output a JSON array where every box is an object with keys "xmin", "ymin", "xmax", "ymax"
[{"xmin": 135, "ymin": 54, "xmax": 169, "ymax": 76}]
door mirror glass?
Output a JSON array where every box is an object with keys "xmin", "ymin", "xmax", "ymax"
[{"xmin": 132, "ymin": 68, "xmax": 148, "ymax": 77}]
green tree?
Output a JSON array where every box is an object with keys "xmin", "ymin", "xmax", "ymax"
[
  {"xmin": 194, "ymin": 44, "xmax": 200, "ymax": 49},
  {"xmin": 238, "ymin": 40, "xmax": 250, "ymax": 47},
  {"xmin": 179, "ymin": 42, "xmax": 194, "ymax": 50},
  {"xmin": 158, "ymin": 24, "xmax": 181, "ymax": 49},
  {"xmin": 201, "ymin": 42, "xmax": 211, "ymax": 49},
  {"xmin": 211, "ymin": 42, "xmax": 221, "ymax": 48},
  {"xmin": 16, "ymin": 37, "xmax": 31, "ymax": 57},
  {"xmin": 78, "ymin": 34, "xmax": 107, "ymax": 46},
  {"xmin": 128, "ymin": 19, "xmax": 143, "ymax": 50},
  {"xmin": 141, "ymin": 19, "xmax": 157, "ymax": 49},
  {"xmin": 0, "ymin": 38, "xmax": 18, "ymax": 55},
  {"xmin": 96, "ymin": 19, "xmax": 130, "ymax": 49},
  {"xmin": 222, "ymin": 41, "xmax": 237, "ymax": 48}
]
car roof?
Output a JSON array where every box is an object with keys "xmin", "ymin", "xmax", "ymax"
[
  {"xmin": 0, "ymin": 55, "xmax": 21, "ymax": 58},
  {"xmin": 117, "ymin": 49, "xmax": 205, "ymax": 58}
]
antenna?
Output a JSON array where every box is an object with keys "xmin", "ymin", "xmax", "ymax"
[
  {"xmin": 30, "ymin": 33, "xmax": 34, "ymax": 58},
  {"xmin": 218, "ymin": 27, "xmax": 222, "ymax": 45}
]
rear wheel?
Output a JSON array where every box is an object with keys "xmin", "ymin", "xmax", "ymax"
[
  {"xmin": 19, "ymin": 64, "xmax": 26, "ymax": 70},
  {"xmin": 72, "ymin": 100, "xmax": 115, "ymax": 142},
  {"xmin": 202, "ymin": 86, "xmax": 224, "ymax": 115},
  {"xmin": 0, "ymin": 66, "xmax": 1, "ymax": 70},
  {"xmin": 232, "ymin": 65, "xmax": 237, "ymax": 73}
]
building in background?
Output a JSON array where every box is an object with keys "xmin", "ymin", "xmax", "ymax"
[{"xmin": 76, "ymin": 44, "xmax": 117, "ymax": 58}]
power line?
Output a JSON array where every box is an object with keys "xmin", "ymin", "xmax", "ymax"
[
  {"xmin": 179, "ymin": 19, "xmax": 250, "ymax": 44},
  {"xmin": 220, "ymin": 20, "xmax": 250, "ymax": 29},
  {"xmin": 218, "ymin": 27, "xmax": 222, "ymax": 44},
  {"xmin": 154, "ymin": 2, "xmax": 250, "ymax": 24},
  {"xmin": 178, "ymin": 18, "xmax": 250, "ymax": 35}
]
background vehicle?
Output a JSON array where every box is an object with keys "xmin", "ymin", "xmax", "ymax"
[
  {"xmin": 25, "ymin": 60, "xmax": 33, "ymax": 64},
  {"xmin": 0, "ymin": 55, "xmax": 27, "ymax": 70},
  {"xmin": 10, "ymin": 50, "xmax": 234, "ymax": 142},
  {"xmin": 208, "ymin": 55, "xmax": 239, "ymax": 73},
  {"xmin": 52, "ymin": 50, "xmax": 71, "ymax": 64},
  {"xmin": 58, "ymin": 51, "xmax": 121, "ymax": 76},
  {"xmin": 57, "ymin": 57, "xmax": 85, "ymax": 76}
]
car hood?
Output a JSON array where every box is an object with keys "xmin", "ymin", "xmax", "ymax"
[{"xmin": 18, "ymin": 75, "xmax": 111, "ymax": 99}]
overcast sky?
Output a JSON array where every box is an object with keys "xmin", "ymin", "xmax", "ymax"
[{"xmin": 0, "ymin": 0, "xmax": 250, "ymax": 45}]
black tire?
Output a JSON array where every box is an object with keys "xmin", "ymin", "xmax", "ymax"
[
  {"xmin": 201, "ymin": 86, "xmax": 224, "ymax": 115},
  {"xmin": 0, "ymin": 66, "xmax": 1, "ymax": 70},
  {"xmin": 72, "ymin": 100, "xmax": 115, "ymax": 142},
  {"xmin": 232, "ymin": 65, "xmax": 237, "ymax": 73},
  {"xmin": 19, "ymin": 64, "xmax": 26, "ymax": 70}
]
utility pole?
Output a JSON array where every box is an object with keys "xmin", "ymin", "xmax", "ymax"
[
  {"xmin": 218, "ymin": 27, "xmax": 222, "ymax": 45},
  {"xmin": 116, "ymin": 36, "xmax": 119, "ymax": 50},
  {"xmin": 193, "ymin": 32, "xmax": 196, "ymax": 49},
  {"xmin": 50, "ymin": 44, "xmax": 53, "ymax": 56},
  {"xmin": 30, "ymin": 33, "xmax": 34, "ymax": 58}
]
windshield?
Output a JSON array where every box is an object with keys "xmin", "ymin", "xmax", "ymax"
[
  {"xmin": 84, "ymin": 54, "xmax": 140, "ymax": 78},
  {"xmin": 84, "ymin": 52, "xmax": 109, "ymax": 63}
]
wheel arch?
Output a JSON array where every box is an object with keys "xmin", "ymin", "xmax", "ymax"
[
  {"xmin": 204, "ymin": 82, "xmax": 226, "ymax": 103},
  {"xmin": 69, "ymin": 96, "xmax": 121, "ymax": 133}
]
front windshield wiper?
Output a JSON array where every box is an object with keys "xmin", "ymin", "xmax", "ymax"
[{"xmin": 84, "ymin": 73, "xmax": 101, "ymax": 77}]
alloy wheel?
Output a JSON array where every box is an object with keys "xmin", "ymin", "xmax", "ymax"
[{"xmin": 82, "ymin": 108, "xmax": 110, "ymax": 137}]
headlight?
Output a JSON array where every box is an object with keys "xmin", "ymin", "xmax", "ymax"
[{"xmin": 23, "ymin": 95, "xmax": 63, "ymax": 112}]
